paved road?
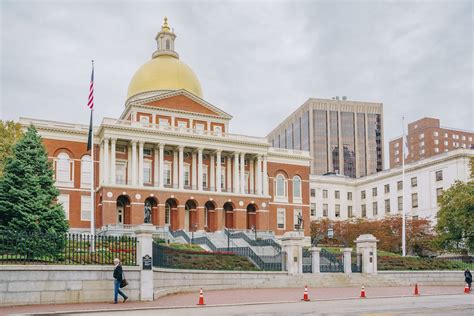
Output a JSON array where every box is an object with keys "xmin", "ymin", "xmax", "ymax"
[{"xmin": 57, "ymin": 294, "xmax": 473, "ymax": 316}]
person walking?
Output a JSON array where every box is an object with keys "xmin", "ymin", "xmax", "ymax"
[
  {"xmin": 113, "ymin": 258, "xmax": 128, "ymax": 303},
  {"xmin": 465, "ymin": 268, "xmax": 472, "ymax": 292}
]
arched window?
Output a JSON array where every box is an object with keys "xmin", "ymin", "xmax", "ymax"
[
  {"xmin": 166, "ymin": 39, "xmax": 170, "ymax": 50},
  {"xmin": 80, "ymin": 155, "xmax": 91, "ymax": 188},
  {"xmin": 165, "ymin": 202, "xmax": 171, "ymax": 225},
  {"xmin": 275, "ymin": 174, "xmax": 287, "ymax": 197},
  {"xmin": 293, "ymin": 176, "xmax": 302, "ymax": 200},
  {"xmin": 56, "ymin": 153, "xmax": 72, "ymax": 185}
]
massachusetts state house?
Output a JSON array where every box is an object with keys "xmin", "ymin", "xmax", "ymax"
[{"xmin": 21, "ymin": 18, "xmax": 311, "ymax": 237}]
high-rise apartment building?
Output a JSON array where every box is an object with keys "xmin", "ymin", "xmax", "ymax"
[
  {"xmin": 389, "ymin": 117, "xmax": 474, "ymax": 168},
  {"xmin": 267, "ymin": 98, "xmax": 384, "ymax": 178}
]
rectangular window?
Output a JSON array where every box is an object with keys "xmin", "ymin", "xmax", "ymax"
[
  {"xmin": 294, "ymin": 209, "xmax": 302, "ymax": 229},
  {"xmin": 323, "ymin": 190, "xmax": 328, "ymax": 199},
  {"xmin": 80, "ymin": 157, "xmax": 91, "ymax": 188},
  {"xmin": 397, "ymin": 181, "xmax": 403, "ymax": 191},
  {"xmin": 434, "ymin": 139, "xmax": 439, "ymax": 145},
  {"xmin": 323, "ymin": 204, "xmax": 328, "ymax": 217},
  {"xmin": 57, "ymin": 194, "xmax": 69, "ymax": 220},
  {"xmin": 164, "ymin": 162, "xmax": 172, "ymax": 185},
  {"xmin": 143, "ymin": 148, "xmax": 152, "ymax": 157},
  {"xmin": 116, "ymin": 145, "xmax": 126, "ymax": 153},
  {"xmin": 347, "ymin": 192, "xmax": 352, "ymax": 200},
  {"xmin": 435, "ymin": 170, "xmax": 443, "ymax": 181},
  {"xmin": 277, "ymin": 208, "xmax": 285, "ymax": 229},
  {"xmin": 373, "ymin": 201, "xmax": 378, "ymax": 216},
  {"xmin": 411, "ymin": 177, "xmax": 417, "ymax": 187},
  {"xmin": 361, "ymin": 204, "xmax": 366, "ymax": 218},
  {"xmin": 195, "ymin": 123, "xmax": 205, "ymax": 131},
  {"xmin": 361, "ymin": 190, "xmax": 366, "ymax": 199},
  {"xmin": 436, "ymin": 187, "xmax": 443, "ymax": 203},
  {"xmin": 444, "ymin": 140, "xmax": 448, "ymax": 146},
  {"xmin": 335, "ymin": 205, "xmax": 340, "ymax": 217},
  {"xmin": 385, "ymin": 199, "xmax": 390, "ymax": 213},
  {"xmin": 140, "ymin": 116, "xmax": 150, "ymax": 125},
  {"xmin": 335, "ymin": 190, "xmax": 340, "ymax": 199},
  {"xmin": 177, "ymin": 121, "xmax": 187, "ymax": 129},
  {"xmin": 81, "ymin": 195, "xmax": 91, "ymax": 221},
  {"xmin": 116, "ymin": 161, "xmax": 126, "ymax": 184},
  {"xmin": 412, "ymin": 193, "xmax": 418, "ymax": 208},
  {"xmin": 435, "ymin": 148, "xmax": 439, "ymax": 153},
  {"xmin": 310, "ymin": 203, "xmax": 316, "ymax": 216},
  {"xmin": 433, "ymin": 131, "xmax": 438, "ymax": 137},
  {"xmin": 384, "ymin": 184, "xmax": 390, "ymax": 194},
  {"xmin": 213, "ymin": 125, "xmax": 222, "ymax": 134},
  {"xmin": 372, "ymin": 187, "xmax": 377, "ymax": 197},
  {"xmin": 203, "ymin": 166, "xmax": 208, "ymax": 188},
  {"xmin": 158, "ymin": 118, "xmax": 169, "ymax": 126},
  {"xmin": 348, "ymin": 206, "xmax": 353, "ymax": 218},
  {"xmin": 398, "ymin": 196, "xmax": 403, "ymax": 211},
  {"xmin": 184, "ymin": 164, "xmax": 190, "ymax": 187},
  {"xmin": 143, "ymin": 160, "xmax": 152, "ymax": 184},
  {"xmin": 310, "ymin": 188, "xmax": 316, "ymax": 197},
  {"xmin": 419, "ymin": 133, "xmax": 424, "ymax": 139}
]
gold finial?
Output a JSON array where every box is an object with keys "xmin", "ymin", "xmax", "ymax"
[{"xmin": 162, "ymin": 16, "xmax": 170, "ymax": 32}]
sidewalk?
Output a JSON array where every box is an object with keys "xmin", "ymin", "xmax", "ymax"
[{"xmin": 0, "ymin": 286, "xmax": 466, "ymax": 315}]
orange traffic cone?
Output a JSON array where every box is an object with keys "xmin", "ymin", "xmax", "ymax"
[
  {"xmin": 414, "ymin": 283, "xmax": 420, "ymax": 296},
  {"xmin": 197, "ymin": 288, "xmax": 205, "ymax": 305},
  {"xmin": 360, "ymin": 285, "xmax": 366, "ymax": 298},
  {"xmin": 464, "ymin": 284, "xmax": 470, "ymax": 294},
  {"xmin": 301, "ymin": 285, "xmax": 310, "ymax": 301}
]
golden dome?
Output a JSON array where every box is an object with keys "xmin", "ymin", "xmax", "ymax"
[{"xmin": 126, "ymin": 18, "xmax": 203, "ymax": 100}]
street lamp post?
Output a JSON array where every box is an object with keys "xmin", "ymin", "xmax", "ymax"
[
  {"xmin": 251, "ymin": 225, "xmax": 257, "ymax": 240},
  {"xmin": 312, "ymin": 225, "xmax": 334, "ymax": 247}
]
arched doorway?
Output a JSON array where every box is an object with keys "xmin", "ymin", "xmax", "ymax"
[
  {"xmin": 185, "ymin": 199, "xmax": 198, "ymax": 232},
  {"xmin": 223, "ymin": 202, "xmax": 234, "ymax": 229},
  {"xmin": 144, "ymin": 197, "xmax": 158, "ymax": 224},
  {"xmin": 165, "ymin": 198, "xmax": 178, "ymax": 231},
  {"xmin": 246, "ymin": 203, "xmax": 257, "ymax": 229},
  {"xmin": 204, "ymin": 201, "xmax": 217, "ymax": 232},
  {"xmin": 116, "ymin": 195, "xmax": 131, "ymax": 225}
]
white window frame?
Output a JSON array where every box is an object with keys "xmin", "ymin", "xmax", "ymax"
[
  {"xmin": 115, "ymin": 160, "xmax": 127, "ymax": 185},
  {"xmin": 57, "ymin": 194, "xmax": 70, "ymax": 220},
  {"xmin": 274, "ymin": 174, "xmax": 288, "ymax": 202},
  {"xmin": 56, "ymin": 153, "xmax": 74, "ymax": 187},
  {"xmin": 164, "ymin": 161, "xmax": 172, "ymax": 186},
  {"xmin": 202, "ymin": 165, "xmax": 208, "ymax": 188},
  {"xmin": 81, "ymin": 195, "xmax": 91, "ymax": 221},
  {"xmin": 184, "ymin": 163, "xmax": 190, "ymax": 187},
  {"xmin": 140, "ymin": 116, "xmax": 150, "ymax": 125},
  {"xmin": 80, "ymin": 155, "xmax": 92, "ymax": 189},
  {"xmin": 177, "ymin": 121, "xmax": 187, "ymax": 129},
  {"xmin": 292, "ymin": 176, "xmax": 302, "ymax": 203},
  {"xmin": 159, "ymin": 118, "xmax": 170, "ymax": 127},
  {"xmin": 213, "ymin": 125, "xmax": 222, "ymax": 135},
  {"xmin": 277, "ymin": 208, "xmax": 286, "ymax": 229},
  {"xmin": 143, "ymin": 159, "xmax": 152, "ymax": 184}
]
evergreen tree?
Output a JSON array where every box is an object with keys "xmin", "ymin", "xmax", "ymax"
[{"xmin": 0, "ymin": 126, "xmax": 69, "ymax": 259}]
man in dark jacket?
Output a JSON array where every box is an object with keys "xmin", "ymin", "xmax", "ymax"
[
  {"xmin": 465, "ymin": 269, "xmax": 472, "ymax": 292},
  {"xmin": 113, "ymin": 258, "xmax": 128, "ymax": 303}
]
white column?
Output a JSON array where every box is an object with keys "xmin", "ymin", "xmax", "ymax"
[
  {"xmin": 131, "ymin": 140, "xmax": 137, "ymax": 186},
  {"xmin": 197, "ymin": 148, "xmax": 203, "ymax": 191},
  {"xmin": 110, "ymin": 138, "xmax": 116, "ymax": 185},
  {"xmin": 159, "ymin": 144, "xmax": 164, "ymax": 188},
  {"xmin": 192, "ymin": 152, "xmax": 197, "ymax": 190},
  {"xmin": 256, "ymin": 155, "xmax": 262, "ymax": 195},
  {"xmin": 103, "ymin": 138, "xmax": 109, "ymax": 185},
  {"xmin": 153, "ymin": 146, "xmax": 159, "ymax": 186},
  {"xmin": 233, "ymin": 152, "xmax": 240, "ymax": 194},
  {"xmin": 216, "ymin": 150, "xmax": 222, "ymax": 193},
  {"xmin": 226, "ymin": 155, "xmax": 232, "ymax": 192},
  {"xmin": 240, "ymin": 153, "xmax": 245, "ymax": 194},
  {"xmin": 127, "ymin": 144, "xmax": 132, "ymax": 185},
  {"xmin": 178, "ymin": 146, "xmax": 184, "ymax": 190},
  {"xmin": 249, "ymin": 158, "xmax": 254, "ymax": 194},
  {"xmin": 173, "ymin": 150, "xmax": 178, "ymax": 188},
  {"xmin": 210, "ymin": 153, "xmax": 215, "ymax": 191},
  {"xmin": 342, "ymin": 247, "xmax": 352, "ymax": 274},
  {"xmin": 138, "ymin": 141, "xmax": 144, "ymax": 186},
  {"xmin": 263, "ymin": 155, "xmax": 268, "ymax": 195},
  {"xmin": 311, "ymin": 247, "xmax": 321, "ymax": 274},
  {"xmin": 99, "ymin": 141, "xmax": 104, "ymax": 185}
]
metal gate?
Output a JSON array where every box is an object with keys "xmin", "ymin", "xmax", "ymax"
[
  {"xmin": 320, "ymin": 248, "xmax": 343, "ymax": 272},
  {"xmin": 351, "ymin": 251, "xmax": 362, "ymax": 273},
  {"xmin": 302, "ymin": 248, "xmax": 312, "ymax": 273}
]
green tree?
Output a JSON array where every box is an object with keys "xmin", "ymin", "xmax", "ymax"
[
  {"xmin": 0, "ymin": 120, "xmax": 23, "ymax": 177},
  {"xmin": 435, "ymin": 180, "xmax": 474, "ymax": 254},
  {"xmin": 0, "ymin": 126, "xmax": 69, "ymax": 259}
]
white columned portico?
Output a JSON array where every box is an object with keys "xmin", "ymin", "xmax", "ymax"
[
  {"xmin": 197, "ymin": 148, "xmax": 203, "ymax": 191},
  {"xmin": 240, "ymin": 153, "xmax": 245, "ymax": 194},
  {"xmin": 216, "ymin": 150, "xmax": 222, "ymax": 192},
  {"xmin": 210, "ymin": 153, "xmax": 215, "ymax": 191},
  {"xmin": 263, "ymin": 155, "xmax": 268, "ymax": 195},
  {"xmin": 131, "ymin": 140, "xmax": 137, "ymax": 186},
  {"xmin": 249, "ymin": 158, "xmax": 254, "ymax": 194},
  {"xmin": 233, "ymin": 152, "xmax": 240, "ymax": 194},
  {"xmin": 256, "ymin": 155, "xmax": 262, "ymax": 195},
  {"xmin": 178, "ymin": 146, "xmax": 184, "ymax": 190},
  {"xmin": 110, "ymin": 138, "xmax": 116, "ymax": 185},
  {"xmin": 103, "ymin": 138, "xmax": 109, "ymax": 185},
  {"xmin": 158, "ymin": 144, "xmax": 165, "ymax": 188},
  {"xmin": 172, "ymin": 150, "xmax": 178, "ymax": 188},
  {"xmin": 192, "ymin": 152, "xmax": 197, "ymax": 190},
  {"xmin": 153, "ymin": 146, "xmax": 159, "ymax": 186},
  {"xmin": 138, "ymin": 141, "xmax": 144, "ymax": 186}
]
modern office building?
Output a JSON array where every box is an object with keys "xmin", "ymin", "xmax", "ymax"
[
  {"xmin": 389, "ymin": 117, "xmax": 474, "ymax": 168},
  {"xmin": 267, "ymin": 98, "xmax": 384, "ymax": 178}
]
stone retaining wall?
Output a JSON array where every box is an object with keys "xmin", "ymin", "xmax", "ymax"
[{"xmin": 0, "ymin": 265, "xmax": 141, "ymax": 306}]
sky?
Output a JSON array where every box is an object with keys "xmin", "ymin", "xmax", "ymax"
[{"xmin": 1, "ymin": 0, "xmax": 473, "ymax": 168}]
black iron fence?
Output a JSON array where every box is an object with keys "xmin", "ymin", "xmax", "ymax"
[
  {"xmin": 433, "ymin": 256, "xmax": 474, "ymax": 269},
  {"xmin": 0, "ymin": 232, "xmax": 137, "ymax": 265}
]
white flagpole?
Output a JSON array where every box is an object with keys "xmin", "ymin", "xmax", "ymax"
[
  {"xmin": 90, "ymin": 60, "xmax": 96, "ymax": 240},
  {"xmin": 401, "ymin": 116, "xmax": 406, "ymax": 257}
]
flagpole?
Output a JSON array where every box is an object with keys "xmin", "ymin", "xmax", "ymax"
[
  {"xmin": 90, "ymin": 60, "xmax": 96, "ymax": 239},
  {"xmin": 401, "ymin": 116, "xmax": 406, "ymax": 257}
]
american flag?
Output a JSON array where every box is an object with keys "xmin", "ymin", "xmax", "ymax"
[{"xmin": 87, "ymin": 63, "xmax": 94, "ymax": 109}]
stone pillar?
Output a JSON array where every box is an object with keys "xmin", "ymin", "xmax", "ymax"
[
  {"xmin": 355, "ymin": 234, "xmax": 378, "ymax": 275},
  {"xmin": 197, "ymin": 206, "xmax": 205, "ymax": 231},
  {"xmin": 138, "ymin": 141, "xmax": 144, "ymax": 186},
  {"xmin": 262, "ymin": 155, "xmax": 268, "ymax": 195},
  {"xmin": 197, "ymin": 148, "xmax": 203, "ymax": 191},
  {"xmin": 281, "ymin": 231, "xmax": 305, "ymax": 275},
  {"xmin": 216, "ymin": 150, "xmax": 222, "ymax": 192},
  {"xmin": 226, "ymin": 156, "xmax": 232, "ymax": 192},
  {"xmin": 172, "ymin": 150, "xmax": 178, "ymax": 189},
  {"xmin": 158, "ymin": 144, "xmax": 164, "ymax": 189},
  {"xmin": 233, "ymin": 152, "xmax": 240, "ymax": 194},
  {"xmin": 249, "ymin": 158, "xmax": 254, "ymax": 194},
  {"xmin": 110, "ymin": 138, "xmax": 116, "ymax": 185},
  {"xmin": 311, "ymin": 247, "xmax": 321, "ymax": 274},
  {"xmin": 177, "ymin": 205, "xmax": 185, "ymax": 230},
  {"xmin": 210, "ymin": 153, "xmax": 215, "ymax": 191},
  {"xmin": 240, "ymin": 153, "xmax": 246, "ymax": 194},
  {"xmin": 215, "ymin": 207, "xmax": 224, "ymax": 231},
  {"xmin": 157, "ymin": 204, "xmax": 166, "ymax": 227},
  {"xmin": 178, "ymin": 146, "xmax": 184, "ymax": 190},
  {"xmin": 192, "ymin": 151, "xmax": 197, "ymax": 190},
  {"xmin": 153, "ymin": 146, "xmax": 159, "ymax": 187},
  {"xmin": 131, "ymin": 140, "xmax": 137, "ymax": 186},
  {"xmin": 103, "ymin": 138, "xmax": 109, "ymax": 184},
  {"xmin": 134, "ymin": 224, "xmax": 155, "ymax": 301},
  {"xmin": 256, "ymin": 156, "xmax": 262, "ymax": 195},
  {"xmin": 342, "ymin": 247, "xmax": 352, "ymax": 274}
]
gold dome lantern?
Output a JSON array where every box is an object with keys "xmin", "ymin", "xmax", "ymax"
[{"xmin": 127, "ymin": 17, "xmax": 203, "ymax": 101}]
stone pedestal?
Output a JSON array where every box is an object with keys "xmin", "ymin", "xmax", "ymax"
[
  {"xmin": 134, "ymin": 224, "xmax": 155, "ymax": 301},
  {"xmin": 355, "ymin": 234, "xmax": 378, "ymax": 275},
  {"xmin": 341, "ymin": 247, "xmax": 352, "ymax": 274},
  {"xmin": 281, "ymin": 230, "xmax": 305, "ymax": 275},
  {"xmin": 311, "ymin": 247, "xmax": 321, "ymax": 274}
]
